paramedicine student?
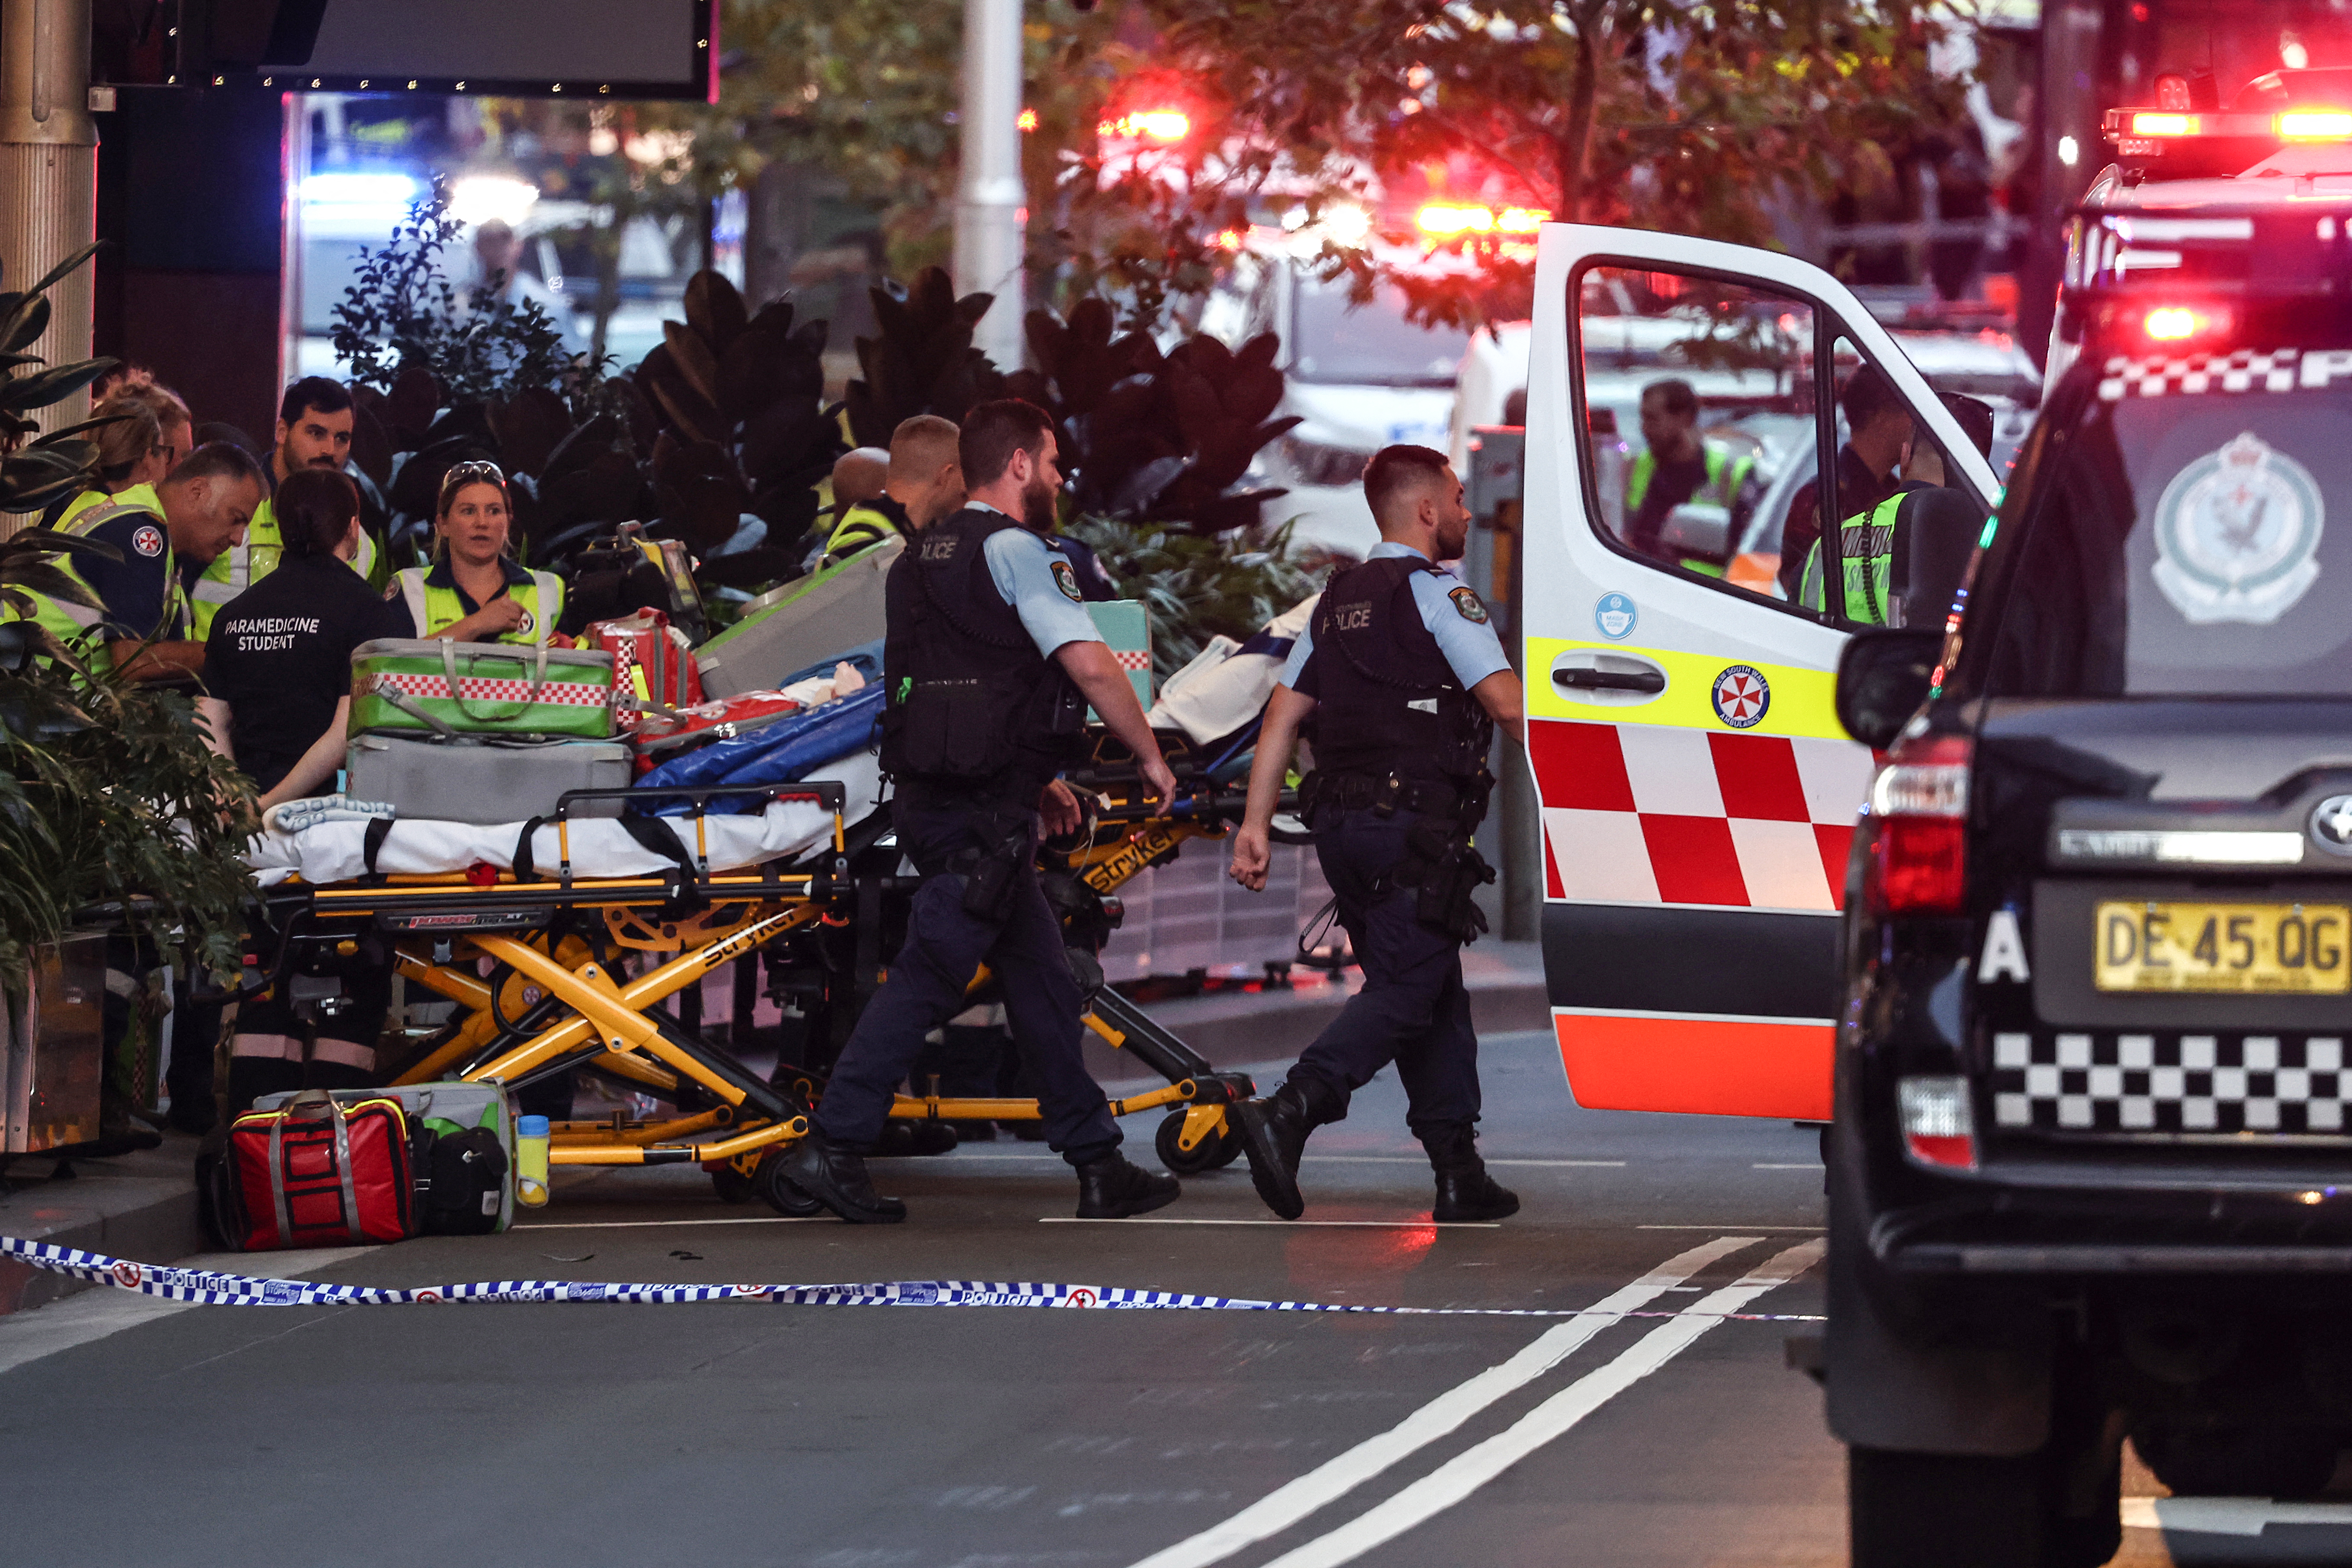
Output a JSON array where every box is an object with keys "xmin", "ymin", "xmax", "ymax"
[
  {"xmin": 781, "ymin": 398, "xmax": 1183, "ymax": 1224},
  {"xmin": 199, "ymin": 468, "xmax": 406, "ymax": 1110},
  {"xmin": 1226, "ymin": 443, "xmax": 1527, "ymax": 1223}
]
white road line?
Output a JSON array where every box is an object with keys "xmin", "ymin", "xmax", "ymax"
[
  {"xmin": 1638, "ymin": 1223, "xmax": 1824, "ymax": 1231},
  {"xmin": 1752, "ymin": 1163, "xmax": 1824, "ymax": 1170},
  {"xmin": 2122, "ymin": 1496, "xmax": 2352, "ymax": 1535},
  {"xmin": 1260, "ymin": 1238, "xmax": 1825, "ymax": 1568},
  {"xmin": 1042, "ymin": 1218, "xmax": 1502, "ymax": 1229},
  {"xmin": 1121, "ymin": 1235, "xmax": 1760, "ymax": 1568},
  {"xmin": 510, "ymin": 1216, "xmax": 831, "ymax": 1231},
  {"xmin": 0, "ymin": 1247, "xmax": 370, "ymax": 1378}
]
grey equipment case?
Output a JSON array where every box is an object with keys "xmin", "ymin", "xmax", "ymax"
[
  {"xmin": 254, "ymin": 1081, "xmax": 517, "ymax": 1232},
  {"xmin": 346, "ymin": 733, "xmax": 630, "ymax": 826},
  {"xmin": 695, "ymin": 534, "xmax": 903, "ymax": 697}
]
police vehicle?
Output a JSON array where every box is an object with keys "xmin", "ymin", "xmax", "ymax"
[{"xmin": 1521, "ymin": 83, "xmax": 2352, "ymax": 1568}]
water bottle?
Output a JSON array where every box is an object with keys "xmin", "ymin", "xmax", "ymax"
[{"xmin": 516, "ymin": 1114, "xmax": 551, "ymax": 1207}]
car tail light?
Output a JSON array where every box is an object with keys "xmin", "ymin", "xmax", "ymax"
[
  {"xmin": 1898, "ymin": 1076, "xmax": 1978, "ymax": 1171},
  {"xmin": 2141, "ymin": 304, "xmax": 2230, "ymax": 343},
  {"xmin": 1867, "ymin": 734, "xmax": 1971, "ymax": 916},
  {"xmin": 2130, "ymin": 111, "xmax": 2197, "ymax": 137}
]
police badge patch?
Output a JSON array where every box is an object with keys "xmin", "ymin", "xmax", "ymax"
[
  {"xmin": 1448, "ymin": 586, "xmax": 1489, "ymax": 623},
  {"xmin": 2151, "ymin": 431, "xmax": 2324, "ymax": 625},
  {"xmin": 1051, "ymin": 559, "xmax": 1083, "ymax": 603}
]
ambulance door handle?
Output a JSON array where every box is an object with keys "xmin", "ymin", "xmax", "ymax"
[{"xmin": 1553, "ymin": 666, "xmax": 1664, "ymax": 694}]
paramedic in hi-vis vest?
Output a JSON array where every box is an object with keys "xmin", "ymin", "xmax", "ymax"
[
  {"xmin": 1622, "ymin": 377, "xmax": 1757, "ymax": 571},
  {"xmin": 191, "ymin": 377, "xmax": 377, "ymax": 638},
  {"xmin": 782, "ymin": 398, "xmax": 1185, "ymax": 1224},
  {"xmin": 387, "ymin": 461, "xmax": 568, "ymax": 644},
  {"xmin": 1227, "ymin": 445, "xmax": 1525, "ymax": 1223},
  {"xmin": 826, "ymin": 414, "xmax": 967, "ymax": 556},
  {"xmin": 8, "ymin": 443, "xmax": 267, "ymax": 680},
  {"xmin": 1797, "ymin": 391, "xmax": 1996, "ymax": 628},
  {"xmin": 52, "ymin": 381, "xmax": 189, "ymax": 533}
]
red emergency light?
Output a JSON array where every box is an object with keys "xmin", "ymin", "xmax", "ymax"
[
  {"xmin": 1416, "ymin": 203, "xmax": 1550, "ymax": 238},
  {"xmin": 2278, "ymin": 109, "xmax": 2352, "ymax": 140},
  {"xmin": 1099, "ymin": 109, "xmax": 1190, "ymax": 142},
  {"xmin": 2141, "ymin": 304, "xmax": 2231, "ymax": 343}
]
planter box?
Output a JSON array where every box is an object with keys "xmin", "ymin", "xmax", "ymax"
[{"xmin": 2, "ymin": 933, "xmax": 105, "ymax": 1153}]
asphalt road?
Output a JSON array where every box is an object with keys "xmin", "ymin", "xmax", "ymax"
[{"xmin": 3, "ymin": 1028, "xmax": 2349, "ymax": 1566}]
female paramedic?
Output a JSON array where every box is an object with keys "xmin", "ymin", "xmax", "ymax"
[
  {"xmin": 198, "ymin": 468, "xmax": 407, "ymax": 1109},
  {"xmin": 387, "ymin": 459, "xmax": 574, "ymax": 644}
]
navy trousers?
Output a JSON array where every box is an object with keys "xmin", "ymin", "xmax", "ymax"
[
  {"xmin": 813, "ymin": 800, "xmax": 1120, "ymax": 1159},
  {"xmin": 1287, "ymin": 806, "xmax": 1481, "ymax": 1137}
]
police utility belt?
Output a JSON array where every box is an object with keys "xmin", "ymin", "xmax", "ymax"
[
  {"xmin": 1298, "ymin": 768, "xmax": 1491, "ymax": 831},
  {"xmin": 1299, "ymin": 768, "xmax": 1497, "ymax": 944}
]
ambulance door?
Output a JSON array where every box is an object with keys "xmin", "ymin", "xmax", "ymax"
[{"xmin": 1520, "ymin": 225, "xmax": 1999, "ymax": 1120}]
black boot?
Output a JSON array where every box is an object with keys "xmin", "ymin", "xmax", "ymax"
[
  {"xmin": 1423, "ymin": 1124, "xmax": 1519, "ymax": 1222},
  {"xmin": 781, "ymin": 1128, "xmax": 907, "ymax": 1224},
  {"xmin": 1074, "ymin": 1152, "xmax": 1180, "ymax": 1219},
  {"xmin": 1234, "ymin": 1082, "xmax": 1318, "ymax": 1220}
]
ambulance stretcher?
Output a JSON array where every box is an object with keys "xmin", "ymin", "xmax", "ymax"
[{"xmin": 236, "ymin": 730, "xmax": 1289, "ymax": 1215}]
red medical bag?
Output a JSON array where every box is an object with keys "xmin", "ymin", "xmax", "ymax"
[
  {"xmin": 226, "ymin": 1089, "xmax": 416, "ymax": 1250},
  {"xmin": 591, "ymin": 609, "xmax": 703, "ymax": 732}
]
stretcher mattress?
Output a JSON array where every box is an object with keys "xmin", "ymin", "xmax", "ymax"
[{"xmin": 245, "ymin": 753, "xmax": 886, "ymax": 888}]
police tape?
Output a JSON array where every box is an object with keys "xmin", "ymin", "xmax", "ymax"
[{"xmin": 0, "ymin": 1234, "xmax": 1826, "ymax": 1321}]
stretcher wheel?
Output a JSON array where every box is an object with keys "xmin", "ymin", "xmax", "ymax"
[
  {"xmin": 710, "ymin": 1163, "xmax": 755, "ymax": 1204},
  {"xmin": 755, "ymin": 1150, "xmax": 826, "ymax": 1217},
  {"xmin": 1156, "ymin": 1109, "xmax": 1240, "ymax": 1175}
]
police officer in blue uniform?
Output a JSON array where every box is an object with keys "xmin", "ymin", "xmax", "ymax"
[
  {"xmin": 1227, "ymin": 444, "xmax": 1526, "ymax": 1222},
  {"xmin": 784, "ymin": 399, "xmax": 1185, "ymax": 1224}
]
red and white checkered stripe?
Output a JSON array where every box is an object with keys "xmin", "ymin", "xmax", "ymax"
[
  {"xmin": 1110, "ymin": 649, "xmax": 1151, "ymax": 672},
  {"xmin": 361, "ymin": 671, "xmax": 610, "ymax": 709},
  {"xmin": 1529, "ymin": 719, "xmax": 1875, "ymax": 911}
]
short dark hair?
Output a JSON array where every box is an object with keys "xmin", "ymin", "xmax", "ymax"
[
  {"xmin": 279, "ymin": 376, "xmax": 353, "ymax": 427},
  {"xmin": 958, "ymin": 399, "xmax": 1054, "ymax": 488},
  {"xmin": 273, "ymin": 469, "xmax": 362, "ymax": 560},
  {"xmin": 166, "ymin": 440, "xmax": 267, "ymax": 492},
  {"xmin": 1839, "ymin": 364, "xmax": 1909, "ymax": 434},
  {"xmin": 1941, "ymin": 392, "xmax": 1995, "ymax": 460},
  {"xmin": 1362, "ymin": 444, "xmax": 1452, "ymax": 520},
  {"xmin": 1641, "ymin": 378, "xmax": 1698, "ymax": 420}
]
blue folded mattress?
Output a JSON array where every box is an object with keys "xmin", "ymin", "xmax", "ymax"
[{"xmin": 633, "ymin": 684, "xmax": 885, "ymax": 814}]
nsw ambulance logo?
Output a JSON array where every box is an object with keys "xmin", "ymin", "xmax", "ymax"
[
  {"xmin": 2151, "ymin": 431, "xmax": 2323, "ymax": 625},
  {"xmin": 1710, "ymin": 664, "xmax": 1770, "ymax": 729},
  {"xmin": 130, "ymin": 524, "xmax": 164, "ymax": 558}
]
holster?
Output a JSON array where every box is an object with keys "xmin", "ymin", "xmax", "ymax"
[
  {"xmin": 950, "ymin": 806, "xmax": 1034, "ymax": 922},
  {"xmin": 1398, "ymin": 816, "xmax": 1496, "ymax": 944}
]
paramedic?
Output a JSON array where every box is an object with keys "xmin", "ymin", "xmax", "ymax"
[
  {"xmin": 196, "ymin": 469, "xmax": 402, "ymax": 1111},
  {"xmin": 820, "ymin": 446, "xmax": 893, "ymax": 556},
  {"xmin": 386, "ymin": 461, "xmax": 569, "ymax": 644},
  {"xmin": 826, "ymin": 415, "xmax": 967, "ymax": 556},
  {"xmin": 193, "ymin": 378, "xmax": 373, "ymax": 638},
  {"xmin": 1796, "ymin": 392, "xmax": 1995, "ymax": 627},
  {"xmin": 52, "ymin": 380, "xmax": 192, "ymax": 531},
  {"xmin": 9, "ymin": 442, "xmax": 266, "ymax": 679},
  {"xmin": 1777, "ymin": 364, "xmax": 1910, "ymax": 603},
  {"xmin": 1622, "ymin": 378, "xmax": 1757, "ymax": 568},
  {"xmin": 783, "ymin": 398, "xmax": 1185, "ymax": 1224},
  {"xmin": 1225, "ymin": 444, "xmax": 1525, "ymax": 1224}
]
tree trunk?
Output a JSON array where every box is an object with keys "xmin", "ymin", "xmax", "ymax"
[{"xmin": 1558, "ymin": 2, "xmax": 1605, "ymax": 222}]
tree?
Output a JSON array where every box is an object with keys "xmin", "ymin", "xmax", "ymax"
[{"xmin": 1072, "ymin": 0, "xmax": 1975, "ymax": 327}]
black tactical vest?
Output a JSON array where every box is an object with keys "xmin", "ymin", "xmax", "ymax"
[
  {"xmin": 880, "ymin": 508, "xmax": 1085, "ymax": 797},
  {"xmin": 1307, "ymin": 556, "xmax": 1494, "ymax": 783}
]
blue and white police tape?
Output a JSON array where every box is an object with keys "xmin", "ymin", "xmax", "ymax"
[{"xmin": 0, "ymin": 1234, "xmax": 1824, "ymax": 1321}]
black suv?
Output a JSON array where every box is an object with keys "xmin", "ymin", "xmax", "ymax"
[{"xmin": 1829, "ymin": 170, "xmax": 2352, "ymax": 1564}]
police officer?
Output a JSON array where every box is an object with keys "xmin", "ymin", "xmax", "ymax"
[
  {"xmin": 387, "ymin": 461, "xmax": 567, "ymax": 643},
  {"xmin": 1226, "ymin": 444, "xmax": 1526, "ymax": 1223},
  {"xmin": 191, "ymin": 377, "xmax": 376, "ymax": 639},
  {"xmin": 10, "ymin": 442, "xmax": 266, "ymax": 679},
  {"xmin": 1798, "ymin": 393, "xmax": 1995, "ymax": 627},
  {"xmin": 782, "ymin": 398, "xmax": 1184, "ymax": 1224},
  {"xmin": 196, "ymin": 469, "xmax": 408, "ymax": 1110},
  {"xmin": 1777, "ymin": 364, "xmax": 1910, "ymax": 602},
  {"xmin": 1623, "ymin": 378, "xmax": 1757, "ymax": 569},
  {"xmin": 831, "ymin": 418, "xmax": 975, "ymax": 556}
]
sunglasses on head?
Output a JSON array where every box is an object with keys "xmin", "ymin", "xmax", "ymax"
[{"xmin": 437, "ymin": 459, "xmax": 507, "ymax": 503}]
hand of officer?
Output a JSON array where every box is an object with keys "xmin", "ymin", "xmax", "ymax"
[
  {"xmin": 1143, "ymin": 753, "xmax": 1178, "ymax": 818},
  {"xmin": 1040, "ymin": 778, "xmax": 1082, "ymax": 837},
  {"xmin": 1229, "ymin": 822, "xmax": 1272, "ymax": 892}
]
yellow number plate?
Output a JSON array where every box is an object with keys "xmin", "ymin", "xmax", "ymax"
[{"xmin": 2094, "ymin": 901, "xmax": 2352, "ymax": 994}]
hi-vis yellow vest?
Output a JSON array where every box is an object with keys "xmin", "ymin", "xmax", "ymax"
[{"xmin": 391, "ymin": 566, "xmax": 566, "ymax": 646}]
